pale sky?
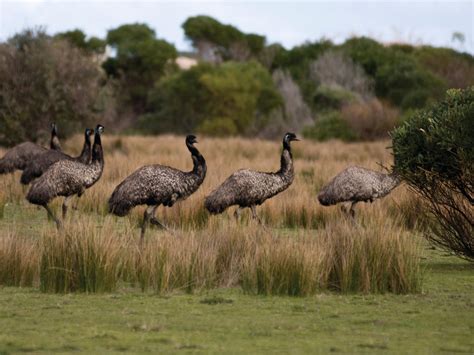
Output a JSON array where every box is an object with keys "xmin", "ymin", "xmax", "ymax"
[{"xmin": 1, "ymin": 0, "xmax": 473, "ymax": 53}]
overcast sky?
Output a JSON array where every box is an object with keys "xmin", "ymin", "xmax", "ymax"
[{"xmin": 1, "ymin": 0, "xmax": 472, "ymax": 53}]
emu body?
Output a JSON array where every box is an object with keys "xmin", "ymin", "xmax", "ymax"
[
  {"xmin": 108, "ymin": 135, "xmax": 206, "ymax": 240},
  {"xmin": 21, "ymin": 128, "xmax": 93, "ymax": 185},
  {"xmin": 0, "ymin": 123, "xmax": 61, "ymax": 174},
  {"xmin": 317, "ymin": 166, "xmax": 400, "ymax": 217},
  {"xmin": 26, "ymin": 125, "xmax": 104, "ymax": 229},
  {"xmin": 205, "ymin": 132, "xmax": 298, "ymax": 222}
]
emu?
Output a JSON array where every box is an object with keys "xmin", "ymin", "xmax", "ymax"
[
  {"xmin": 108, "ymin": 135, "xmax": 206, "ymax": 240},
  {"xmin": 317, "ymin": 166, "xmax": 401, "ymax": 218},
  {"xmin": 205, "ymin": 132, "xmax": 299, "ymax": 223},
  {"xmin": 0, "ymin": 123, "xmax": 61, "ymax": 174},
  {"xmin": 20, "ymin": 127, "xmax": 93, "ymax": 185},
  {"xmin": 26, "ymin": 125, "xmax": 105, "ymax": 229}
]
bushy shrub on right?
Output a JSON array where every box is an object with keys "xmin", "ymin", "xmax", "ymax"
[{"xmin": 391, "ymin": 87, "xmax": 474, "ymax": 260}]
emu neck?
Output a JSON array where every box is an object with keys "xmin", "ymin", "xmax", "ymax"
[
  {"xmin": 383, "ymin": 172, "xmax": 401, "ymax": 192},
  {"xmin": 78, "ymin": 134, "xmax": 92, "ymax": 163},
  {"xmin": 50, "ymin": 132, "xmax": 61, "ymax": 150},
  {"xmin": 187, "ymin": 143, "xmax": 206, "ymax": 181},
  {"xmin": 92, "ymin": 133, "xmax": 103, "ymax": 166},
  {"xmin": 278, "ymin": 145, "xmax": 294, "ymax": 182}
]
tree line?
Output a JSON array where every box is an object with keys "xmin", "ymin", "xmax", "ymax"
[{"xmin": 1, "ymin": 16, "xmax": 473, "ymax": 145}]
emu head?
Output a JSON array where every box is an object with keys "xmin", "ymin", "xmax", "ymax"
[
  {"xmin": 283, "ymin": 132, "xmax": 299, "ymax": 150},
  {"xmin": 95, "ymin": 124, "xmax": 105, "ymax": 135},
  {"xmin": 85, "ymin": 128, "xmax": 94, "ymax": 137},
  {"xmin": 186, "ymin": 135, "xmax": 198, "ymax": 146}
]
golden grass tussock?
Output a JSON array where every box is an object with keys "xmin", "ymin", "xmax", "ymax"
[{"xmin": 0, "ymin": 135, "xmax": 426, "ymax": 295}]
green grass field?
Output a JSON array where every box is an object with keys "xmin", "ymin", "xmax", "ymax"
[{"xmin": 1, "ymin": 250, "xmax": 472, "ymax": 354}]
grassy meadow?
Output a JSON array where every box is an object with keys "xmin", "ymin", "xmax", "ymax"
[{"xmin": 0, "ymin": 135, "xmax": 473, "ymax": 353}]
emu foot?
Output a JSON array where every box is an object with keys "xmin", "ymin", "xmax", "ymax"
[{"xmin": 150, "ymin": 217, "xmax": 168, "ymax": 230}]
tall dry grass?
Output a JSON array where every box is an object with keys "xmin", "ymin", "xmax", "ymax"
[
  {"xmin": 0, "ymin": 217, "xmax": 422, "ymax": 295},
  {"xmin": 0, "ymin": 135, "xmax": 427, "ymax": 295}
]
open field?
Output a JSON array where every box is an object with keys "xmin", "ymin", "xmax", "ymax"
[
  {"xmin": 0, "ymin": 251, "xmax": 472, "ymax": 353},
  {"xmin": 0, "ymin": 135, "xmax": 473, "ymax": 353}
]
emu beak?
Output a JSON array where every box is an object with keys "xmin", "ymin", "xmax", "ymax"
[{"xmin": 293, "ymin": 138, "xmax": 300, "ymax": 141}]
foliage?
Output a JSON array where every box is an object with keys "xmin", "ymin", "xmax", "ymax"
[
  {"xmin": 341, "ymin": 37, "xmax": 446, "ymax": 109},
  {"xmin": 55, "ymin": 28, "xmax": 106, "ymax": 55},
  {"xmin": 341, "ymin": 98, "xmax": 400, "ymax": 140},
  {"xmin": 392, "ymin": 87, "xmax": 474, "ymax": 260},
  {"xmin": 303, "ymin": 111, "xmax": 356, "ymax": 142},
  {"xmin": 0, "ymin": 28, "xmax": 106, "ymax": 145},
  {"xmin": 103, "ymin": 23, "xmax": 177, "ymax": 116},
  {"xmin": 411, "ymin": 45, "xmax": 474, "ymax": 89},
  {"xmin": 310, "ymin": 50, "xmax": 374, "ymax": 100},
  {"xmin": 140, "ymin": 61, "xmax": 282, "ymax": 136},
  {"xmin": 182, "ymin": 15, "xmax": 265, "ymax": 62},
  {"xmin": 271, "ymin": 40, "xmax": 334, "ymax": 108}
]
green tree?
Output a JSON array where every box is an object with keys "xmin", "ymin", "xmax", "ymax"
[
  {"xmin": 391, "ymin": 87, "xmax": 474, "ymax": 260},
  {"xmin": 140, "ymin": 61, "xmax": 282, "ymax": 136},
  {"xmin": 103, "ymin": 23, "xmax": 177, "ymax": 116},
  {"xmin": 55, "ymin": 29, "xmax": 106, "ymax": 55},
  {"xmin": 182, "ymin": 15, "xmax": 265, "ymax": 62}
]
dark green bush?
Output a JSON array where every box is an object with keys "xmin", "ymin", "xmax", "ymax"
[
  {"xmin": 0, "ymin": 28, "xmax": 107, "ymax": 145},
  {"xmin": 303, "ymin": 111, "xmax": 356, "ymax": 142},
  {"xmin": 392, "ymin": 87, "xmax": 474, "ymax": 260},
  {"xmin": 341, "ymin": 37, "xmax": 446, "ymax": 110},
  {"xmin": 139, "ymin": 61, "xmax": 282, "ymax": 136}
]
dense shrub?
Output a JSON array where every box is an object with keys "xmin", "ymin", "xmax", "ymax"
[
  {"xmin": 341, "ymin": 37, "xmax": 446, "ymax": 109},
  {"xmin": 303, "ymin": 111, "xmax": 356, "ymax": 142},
  {"xmin": 140, "ymin": 61, "xmax": 282, "ymax": 136},
  {"xmin": 392, "ymin": 87, "xmax": 474, "ymax": 260},
  {"xmin": 0, "ymin": 28, "xmax": 107, "ymax": 146},
  {"xmin": 341, "ymin": 98, "xmax": 400, "ymax": 140},
  {"xmin": 412, "ymin": 46, "xmax": 474, "ymax": 89},
  {"xmin": 312, "ymin": 85, "xmax": 356, "ymax": 112},
  {"xmin": 310, "ymin": 50, "xmax": 374, "ymax": 100}
]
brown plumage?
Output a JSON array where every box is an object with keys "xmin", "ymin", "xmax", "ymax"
[
  {"xmin": 317, "ymin": 166, "xmax": 401, "ymax": 217},
  {"xmin": 26, "ymin": 125, "xmax": 104, "ymax": 229},
  {"xmin": 205, "ymin": 132, "xmax": 299, "ymax": 222},
  {"xmin": 20, "ymin": 128, "xmax": 93, "ymax": 185},
  {"xmin": 0, "ymin": 123, "xmax": 61, "ymax": 174},
  {"xmin": 108, "ymin": 135, "xmax": 206, "ymax": 240}
]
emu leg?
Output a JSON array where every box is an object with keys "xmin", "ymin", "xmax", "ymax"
[
  {"xmin": 72, "ymin": 191, "xmax": 84, "ymax": 211},
  {"xmin": 250, "ymin": 205, "xmax": 263, "ymax": 225},
  {"xmin": 149, "ymin": 205, "xmax": 168, "ymax": 230},
  {"xmin": 234, "ymin": 207, "xmax": 243, "ymax": 221},
  {"xmin": 140, "ymin": 206, "xmax": 154, "ymax": 242},
  {"xmin": 349, "ymin": 201, "xmax": 357, "ymax": 219},
  {"xmin": 62, "ymin": 195, "xmax": 73, "ymax": 220},
  {"xmin": 43, "ymin": 204, "xmax": 62, "ymax": 230}
]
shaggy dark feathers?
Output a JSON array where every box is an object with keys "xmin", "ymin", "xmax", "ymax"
[
  {"xmin": 0, "ymin": 123, "xmax": 61, "ymax": 174},
  {"xmin": 0, "ymin": 142, "xmax": 47, "ymax": 174},
  {"xmin": 108, "ymin": 136, "xmax": 206, "ymax": 217},
  {"xmin": 317, "ymin": 166, "xmax": 400, "ymax": 206},
  {"xmin": 27, "ymin": 126, "xmax": 104, "ymax": 206},
  {"xmin": 20, "ymin": 128, "xmax": 93, "ymax": 185},
  {"xmin": 205, "ymin": 133, "xmax": 297, "ymax": 214}
]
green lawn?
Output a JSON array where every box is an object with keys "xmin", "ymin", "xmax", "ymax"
[{"xmin": 0, "ymin": 251, "xmax": 472, "ymax": 354}]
